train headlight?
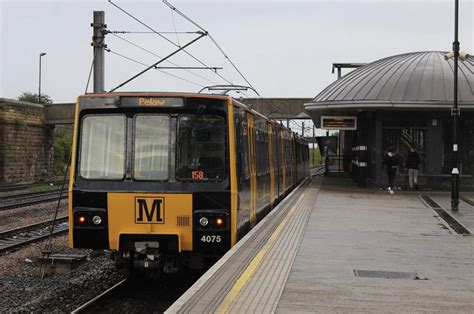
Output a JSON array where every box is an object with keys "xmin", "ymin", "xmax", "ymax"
[
  {"xmin": 73, "ymin": 208, "xmax": 106, "ymax": 228},
  {"xmin": 92, "ymin": 215, "xmax": 102, "ymax": 225},
  {"xmin": 216, "ymin": 218, "xmax": 223, "ymax": 226},
  {"xmin": 199, "ymin": 217, "xmax": 209, "ymax": 227}
]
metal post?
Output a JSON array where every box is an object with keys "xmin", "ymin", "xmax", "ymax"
[
  {"xmin": 302, "ymin": 121, "xmax": 305, "ymax": 137},
  {"xmin": 313, "ymin": 125, "xmax": 316, "ymax": 164},
  {"xmin": 451, "ymin": 0, "xmax": 460, "ymax": 212},
  {"xmin": 38, "ymin": 52, "xmax": 46, "ymax": 103},
  {"xmin": 92, "ymin": 11, "xmax": 106, "ymax": 93}
]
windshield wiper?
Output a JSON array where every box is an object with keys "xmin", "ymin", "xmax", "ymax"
[{"xmin": 178, "ymin": 105, "xmax": 205, "ymax": 146}]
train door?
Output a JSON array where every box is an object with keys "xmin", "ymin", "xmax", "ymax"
[
  {"xmin": 234, "ymin": 106, "xmax": 251, "ymax": 236},
  {"xmin": 291, "ymin": 134, "xmax": 296, "ymax": 186},
  {"xmin": 247, "ymin": 114, "xmax": 257, "ymax": 225},
  {"xmin": 280, "ymin": 129, "xmax": 286, "ymax": 194},
  {"xmin": 268, "ymin": 122, "xmax": 275, "ymax": 206},
  {"xmin": 274, "ymin": 123, "xmax": 281, "ymax": 198}
]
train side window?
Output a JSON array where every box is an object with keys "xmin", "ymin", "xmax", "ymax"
[
  {"xmin": 133, "ymin": 115, "xmax": 170, "ymax": 181},
  {"xmin": 79, "ymin": 115, "xmax": 126, "ymax": 180}
]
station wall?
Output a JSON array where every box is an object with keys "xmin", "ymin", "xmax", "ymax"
[{"xmin": 0, "ymin": 99, "xmax": 53, "ymax": 184}]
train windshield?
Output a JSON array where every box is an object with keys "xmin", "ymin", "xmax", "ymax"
[
  {"xmin": 79, "ymin": 115, "xmax": 126, "ymax": 180},
  {"xmin": 177, "ymin": 114, "xmax": 226, "ymax": 181},
  {"xmin": 133, "ymin": 115, "xmax": 170, "ymax": 181}
]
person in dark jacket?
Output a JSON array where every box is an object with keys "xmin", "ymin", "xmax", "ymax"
[
  {"xmin": 406, "ymin": 148, "xmax": 420, "ymax": 190},
  {"xmin": 383, "ymin": 147, "xmax": 399, "ymax": 194}
]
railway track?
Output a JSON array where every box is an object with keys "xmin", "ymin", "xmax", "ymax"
[
  {"xmin": 0, "ymin": 216, "xmax": 69, "ymax": 254},
  {"xmin": 0, "ymin": 188, "xmax": 63, "ymax": 201},
  {"xmin": 71, "ymin": 279, "xmax": 128, "ymax": 313},
  {"xmin": 0, "ymin": 191, "xmax": 67, "ymax": 211},
  {"xmin": 71, "ymin": 271, "xmax": 200, "ymax": 313},
  {"xmin": 0, "ymin": 180, "xmax": 66, "ymax": 193},
  {"xmin": 310, "ymin": 164, "xmax": 326, "ymax": 176}
]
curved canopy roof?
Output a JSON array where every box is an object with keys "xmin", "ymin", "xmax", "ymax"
[{"xmin": 306, "ymin": 51, "xmax": 474, "ymax": 112}]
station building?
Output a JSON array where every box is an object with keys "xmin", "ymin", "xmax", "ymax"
[{"xmin": 305, "ymin": 51, "xmax": 474, "ymax": 189}]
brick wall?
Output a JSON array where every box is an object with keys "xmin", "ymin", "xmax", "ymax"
[{"xmin": 0, "ymin": 98, "xmax": 53, "ymax": 184}]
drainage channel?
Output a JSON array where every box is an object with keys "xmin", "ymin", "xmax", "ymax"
[
  {"xmin": 420, "ymin": 195, "xmax": 470, "ymax": 236},
  {"xmin": 460, "ymin": 195, "xmax": 474, "ymax": 206}
]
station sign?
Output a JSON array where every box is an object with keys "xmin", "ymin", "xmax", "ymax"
[{"xmin": 321, "ymin": 116, "xmax": 357, "ymax": 130}]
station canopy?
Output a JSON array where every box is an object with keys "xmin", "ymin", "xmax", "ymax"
[{"xmin": 305, "ymin": 51, "xmax": 474, "ymax": 127}]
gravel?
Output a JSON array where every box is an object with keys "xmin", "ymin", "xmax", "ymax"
[{"xmin": 0, "ymin": 234, "xmax": 125, "ymax": 312}]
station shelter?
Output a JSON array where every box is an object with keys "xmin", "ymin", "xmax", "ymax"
[{"xmin": 305, "ymin": 51, "xmax": 474, "ymax": 189}]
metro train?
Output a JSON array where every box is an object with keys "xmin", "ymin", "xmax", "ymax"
[{"xmin": 68, "ymin": 92, "xmax": 309, "ymax": 275}]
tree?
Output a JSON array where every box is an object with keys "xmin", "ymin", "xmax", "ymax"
[{"xmin": 18, "ymin": 91, "xmax": 53, "ymax": 104}]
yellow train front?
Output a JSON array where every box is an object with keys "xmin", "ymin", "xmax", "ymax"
[{"xmin": 68, "ymin": 92, "xmax": 309, "ymax": 275}]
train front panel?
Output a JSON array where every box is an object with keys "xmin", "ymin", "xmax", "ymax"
[{"xmin": 68, "ymin": 93, "xmax": 236, "ymax": 272}]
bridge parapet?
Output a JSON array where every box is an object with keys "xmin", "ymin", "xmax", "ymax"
[
  {"xmin": 43, "ymin": 98, "xmax": 311, "ymax": 125},
  {"xmin": 0, "ymin": 98, "xmax": 53, "ymax": 183},
  {"xmin": 45, "ymin": 103, "xmax": 76, "ymax": 125}
]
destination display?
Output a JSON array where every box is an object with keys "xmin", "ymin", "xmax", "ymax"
[
  {"xmin": 321, "ymin": 116, "xmax": 357, "ymax": 130},
  {"xmin": 121, "ymin": 97, "xmax": 184, "ymax": 108}
]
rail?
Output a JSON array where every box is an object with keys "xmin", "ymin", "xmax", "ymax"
[
  {"xmin": 0, "ymin": 216, "xmax": 69, "ymax": 254},
  {"xmin": 0, "ymin": 191, "xmax": 67, "ymax": 211}
]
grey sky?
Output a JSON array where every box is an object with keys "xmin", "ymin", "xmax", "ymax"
[{"xmin": 1, "ymin": 0, "xmax": 473, "ymax": 103}]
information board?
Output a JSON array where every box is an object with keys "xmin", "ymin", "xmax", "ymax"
[{"xmin": 321, "ymin": 116, "xmax": 357, "ymax": 130}]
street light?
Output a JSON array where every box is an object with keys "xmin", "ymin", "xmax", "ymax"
[
  {"xmin": 443, "ymin": 0, "xmax": 471, "ymax": 212},
  {"xmin": 38, "ymin": 52, "xmax": 47, "ymax": 104}
]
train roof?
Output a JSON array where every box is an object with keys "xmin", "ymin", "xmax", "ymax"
[
  {"xmin": 80, "ymin": 91, "xmax": 231, "ymax": 101},
  {"xmin": 79, "ymin": 92, "xmax": 302, "ymax": 139}
]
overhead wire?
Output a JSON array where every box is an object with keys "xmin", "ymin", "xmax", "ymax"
[
  {"xmin": 170, "ymin": 8, "xmax": 181, "ymax": 47},
  {"xmin": 108, "ymin": 0, "xmax": 233, "ymax": 86},
  {"xmin": 108, "ymin": 30, "xmax": 198, "ymax": 34},
  {"xmin": 107, "ymin": 48, "xmax": 206, "ymax": 88},
  {"xmin": 110, "ymin": 33, "xmax": 220, "ymax": 85},
  {"xmin": 162, "ymin": 0, "xmax": 259, "ymax": 95}
]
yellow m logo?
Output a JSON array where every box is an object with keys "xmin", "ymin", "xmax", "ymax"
[{"xmin": 135, "ymin": 197, "xmax": 165, "ymax": 224}]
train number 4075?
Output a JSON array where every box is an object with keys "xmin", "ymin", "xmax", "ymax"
[{"xmin": 201, "ymin": 235, "xmax": 222, "ymax": 243}]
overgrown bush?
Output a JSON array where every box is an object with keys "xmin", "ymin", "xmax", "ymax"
[
  {"xmin": 53, "ymin": 128, "xmax": 72, "ymax": 176},
  {"xmin": 309, "ymin": 147, "xmax": 322, "ymax": 166}
]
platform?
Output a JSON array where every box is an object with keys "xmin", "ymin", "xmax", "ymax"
[{"xmin": 167, "ymin": 177, "xmax": 474, "ymax": 313}]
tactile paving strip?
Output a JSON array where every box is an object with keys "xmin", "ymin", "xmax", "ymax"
[
  {"xmin": 226, "ymin": 178, "xmax": 321, "ymax": 313},
  {"xmin": 167, "ymin": 178, "xmax": 320, "ymax": 313}
]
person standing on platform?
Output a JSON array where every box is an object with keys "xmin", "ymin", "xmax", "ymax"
[
  {"xmin": 325, "ymin": 155, "xmax": 331, "ymax": 176},
  {"xmin": 383, "ymin": 147, "xmax": 399, "ymax": 194},
  {"xmin": 406, "ymin": 147, "xmax": 420, "ymax": 190}
]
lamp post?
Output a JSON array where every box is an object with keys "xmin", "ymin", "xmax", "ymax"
[
  {"xmin": 445, "ymin": 1, "xmax": 471, "ymax": 212},
  {"xmin": 38, "ymin": 52, "xmax": 47, "ymax": 104},
  {"xmin": 450, "ymin": 0, "xmax": 460, "ymax": 212}
]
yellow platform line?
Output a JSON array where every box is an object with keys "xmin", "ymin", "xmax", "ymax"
[{"xmin": 215, "ymin": 192, "xmax": 305, "ymax": 314}]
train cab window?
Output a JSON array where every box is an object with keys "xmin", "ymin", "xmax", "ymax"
[
  {"xmin": 177, "ymin": 115, "xmax": 226, "ymax": 181},
  {"xmin": 79, "ymin": 115, "xmax": 126, "ymax": 180},
  {"xmin": 133, "ymin": 115, "xmax": 170, "ymax": 181}
]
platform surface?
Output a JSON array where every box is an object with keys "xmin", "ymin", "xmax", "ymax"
[{"xmin": 167, "ymin": 177, "xmax": 474, "ymax": 313}]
